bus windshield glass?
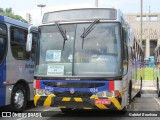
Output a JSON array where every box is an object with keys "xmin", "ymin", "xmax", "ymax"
[{"xmin": 35, "ymin": 22, "xmax": 121, "ymax": 77}]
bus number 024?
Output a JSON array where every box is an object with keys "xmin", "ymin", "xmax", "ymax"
[{"xmin": 90, "ymin": 88, "xmax": 98, "ymax": 92}]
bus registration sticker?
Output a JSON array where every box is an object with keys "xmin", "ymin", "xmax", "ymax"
[
  {"xmin": 47, "ymin": 65, "xmax": 64, "ymax": 75},
  {"xmin": 46, "ymin": 50, "xmax": 61, "ymax": 62},
  {"xmin": 95, "ymin": 99, "xmax": 111, "ymax": 105}
]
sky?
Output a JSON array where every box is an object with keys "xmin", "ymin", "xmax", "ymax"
[{"xmin": 0, "ymin": 0, "xmax": 160, "ymax": 24}]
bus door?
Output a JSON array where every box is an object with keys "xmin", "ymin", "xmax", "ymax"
[{"xmin": 0, "ymin": 23, "xmax": 7, "ymax": 106}]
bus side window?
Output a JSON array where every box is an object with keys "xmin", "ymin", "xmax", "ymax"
[
  {"xmin": 158, "ymin": 48, "xmax": 160, "ymax": 64},
  {"xmin": 122, "ymin": 27, "xmax": 128, "ymax": 75},
  {"xmin": 131, "ymin": 48, "xmax": 134, "ymax": 59},
  {"xmin": 10, "ymin": 27, "xmax": 29, "ymax": 60},
  {"xmin": 0, "ymin": 23, "xmax": 7, "ymax": 64},
  {"xmin": 122, "ymin": 28, "xmax": 128, "ymax": 61}
]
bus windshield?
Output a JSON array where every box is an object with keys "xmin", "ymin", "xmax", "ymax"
[{"xmin": 35, "ymin": 22, "xmax": 121, "ymax": 77}]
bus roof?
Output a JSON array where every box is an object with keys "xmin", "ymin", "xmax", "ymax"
[
  {"xmin": 0, "ymin": 15, "xmax": 30, "ymax": 28},
  {"xmin": 42, "ymin": 8, "xmax": 123, "ymax": 24}
]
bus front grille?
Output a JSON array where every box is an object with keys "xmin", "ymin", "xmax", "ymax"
[
  {"xmin": 54, "ymin": 91, "xmax": 92, "ymax": 97},
  {"xmin": 43, "ymin": 82, "xmax": 105, "ymax": 88}
]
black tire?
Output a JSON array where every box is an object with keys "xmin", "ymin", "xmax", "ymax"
[
  {"xmin": 122, "ymin": 106, "xmax": 127, "ymax": 112},
  {"xmin": 128, "ymin": 81, "xmax": 132, "ymax": 104},
  {"xmin": 137, "ymin": 78, "xmax": 142, "ymax": 97},
  {"xmin": 60, "ymin": 108, "xmax": 72, "ymax": 113},
  {"xmin": 11, "ymin": 84, "xmax": 27, "ymax": 112},
  {"xmin": 157, "ymin": 78, "xmax": 160, "ymax": 97}
]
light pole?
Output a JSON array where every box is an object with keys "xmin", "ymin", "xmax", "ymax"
[
  {"xmin": 140, "ymin": 0, "xmax": 143, "ymax": 45},
  {"xmin": 95, "ymin": 0, "xmax": 98, "ymax": 7},
  {"xmin": 37, "ymin": 4, "xmax": 46, "ymax": 16}
]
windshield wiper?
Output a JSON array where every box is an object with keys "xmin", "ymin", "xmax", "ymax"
[
  {"xmin": 80, "ymin": 19, "xmax": 100, "ymax": 48},
  {"xmin": 55, "ymin": 22, "xmax": 67, "ymax": 50}
]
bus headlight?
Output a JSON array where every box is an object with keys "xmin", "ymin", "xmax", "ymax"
[
  {"xmin": 37, "ymin": 89, "xmax": 45, "ymax": 95},
  {"xmin": 45, "ymin": 90, "xmax": 52, "ymax": 95},
  {"xmin": 36, "ymin": 89, "xmax": 52, "ymax": 95},
  {"xmin": 96, "ymin": 91, "xmax": 114, "ymax": 98}
]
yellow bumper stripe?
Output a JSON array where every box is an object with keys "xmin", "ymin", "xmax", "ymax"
[
  {"xmin": 108, "ymin": 97, "xmax": 122, "ymax": 110},
  {"xmin": 62, "ymin": 97, "xmax": 71, "ymax": 101},
  {"xmin": 90, "ymin": 95, "xmax": 98, "ymax": 99},
  {"xmin": 34, "ymin": 95, "xmax": 41, "ymax": 106},
  {"xmin": 59, "ymin": 106, "xmax": 67, "ymax": 108},
  {"xmin": 95, "ymin": 104, "xmax": 108, "ymax": 109},
  {"xmin": 44, "ymin": 96, "xmax": 52, "ymax": 107},
  {"xmin": 83, "ymin": 107, "xmax": 92, "ymax": 110},
  {"xmin": 74, "ymin": 98, "xmax": 83, "ymax": 102},
  {"xmin": 50, "ymin": 94, "xmax": 56, "ymax": 97},
  {"xmin": 35, "ymin": 94, "xmax": 55, "ymax": 107}
]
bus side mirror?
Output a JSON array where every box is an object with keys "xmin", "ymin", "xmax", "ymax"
[{"xmin": 26, "ymin": 33, "xmax": 33, "ymax": 52}]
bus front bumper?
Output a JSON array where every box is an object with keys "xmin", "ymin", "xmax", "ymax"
[{"xmin": 34, "ymin": 94, "xmax": 122, "ymax": 110}]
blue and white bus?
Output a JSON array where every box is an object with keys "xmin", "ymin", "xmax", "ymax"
[
  {"xmin": 0, "ymin": 15, "xmax": 37, "ymax": 111},
  {"xmin": 27, "ymin": 8, "xmax": 144, "ymax": 112}
]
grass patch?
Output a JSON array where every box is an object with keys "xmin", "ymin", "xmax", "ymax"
[{"xmin": 144, "ymin": 67, "xmax": 154, "ymax": 80}]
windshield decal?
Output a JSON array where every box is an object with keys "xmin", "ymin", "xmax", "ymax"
[
  {"xmin": 46, "ymin": 50, "xmax": 61, "ymax": 62},
  {"xmin": 47, "ymin": 65, "xmax": 64, "ymax": 75}
]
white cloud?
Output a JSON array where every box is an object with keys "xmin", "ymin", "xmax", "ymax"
[
  {"xmin": 100, "ymin": 0, "xmax": 137, "ymax": 6},
  {"xmin": 99, "ymin": 0, "xmax": 139, "ymax": 13}
]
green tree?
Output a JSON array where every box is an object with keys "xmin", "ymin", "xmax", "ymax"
[
  {"xmin": 0, "ymin": 7, "xmax": 28, "ymax": 23},
  {"xmin": 5, "ymin": 8, "xmax": 13, "ymax": 14},
  {"xmin": 0, "ymin": 8, "xmax": 4, "ymax": 12}
]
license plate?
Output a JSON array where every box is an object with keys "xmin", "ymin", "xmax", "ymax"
[{"xmin": 94, "ymin": 99, "xmax": 111, "ymax": 105}]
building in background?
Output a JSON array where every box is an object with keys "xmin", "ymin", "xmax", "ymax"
[
  {"xmin": 26, "ymin": 13, "xmax": 32, "ymax": 24},
  {"xmin": 125, "ymin": 13, "xmax": 160, "ymax": 60}
]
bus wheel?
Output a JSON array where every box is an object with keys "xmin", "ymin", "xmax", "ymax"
[
  {"xmin": 157, "ymin": 78, "xmax": 160, "ymax": 97},
  {"xmin": 137, "ymin": 78, "xmax": 142, "ymax": 97},
  {"xmin": 11, "ymin": 84, "xmax": 27, "ymax": 112},
  {"xmin": 60, "ymin": 108, "xmax": 72, "ymax": 113},
  {"xmin": 122, "ymin": 106, "xmax": 128, "ymax": 112},
  {"xmin": 128, "ymin": 81, "xmax": 132, "ymax": 104}
]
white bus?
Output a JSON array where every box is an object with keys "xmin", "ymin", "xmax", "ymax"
[
  {"xmin": 0, "ymin": 15, "xmax": 37, "ymax": 111},
  {"xmin": 27, "ymin": 8, "xmax": 144, "ymax": 112}
]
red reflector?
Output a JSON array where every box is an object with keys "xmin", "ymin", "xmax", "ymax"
[
  {"xmin": 95, "ymin": 99, "xmax": 111, "ymax": 105},
  {"xmin": 36, "ymin": 80, "xmax": 40, "ymax": 89},
  {"xmin": 109, "ymin": 81, "xmax": 114, "ymax": 91}
]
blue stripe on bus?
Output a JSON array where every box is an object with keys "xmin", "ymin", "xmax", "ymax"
[
  {"xmin": 39, "ymin": 80, "xmax": 110, "ymax": 94},
  {"xmin": 0, "ymin": 60, "xmax": 6, "ymax": 106},
  {"xmin": 0, "ymin": 15, "xmax": 4, "ymax": 22}
]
